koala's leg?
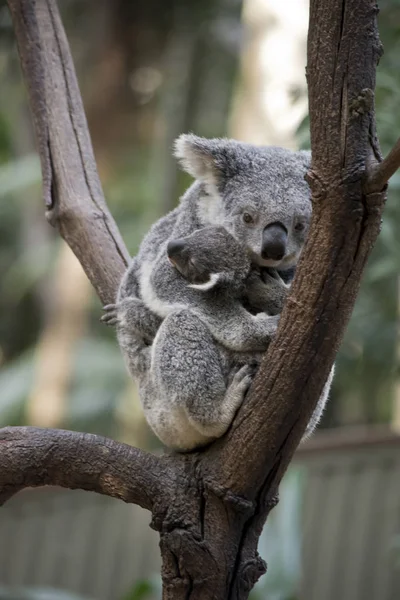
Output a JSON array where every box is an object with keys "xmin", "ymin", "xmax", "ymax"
[
  {"xmin": 152, "ymin": 309, "xmax": 253, "ymax": 446},
  {"xmin": 186, "ymin": 363, "xmax": 254, "ymax": 439},
  {"xmin": 302, "ymin": 365, "xmax": 335, "ymax": 441}
]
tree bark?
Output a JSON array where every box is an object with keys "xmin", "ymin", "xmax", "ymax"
[
  {"xmin": 7, "ymin": 0, "xmax": 129, "ymax": 305},
  {"xmin": 0, "ymin": 426, "xmax": 169, "ymax": 509},
  {"xmin": 1, "ymin": 0, "xmax": 396, "ymax": 599}
]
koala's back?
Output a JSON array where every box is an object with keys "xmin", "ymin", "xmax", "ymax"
[
  {"xmin": 120, "ymin": 183, "xmax": 203, "ymax": 304},
  {"xmin": 119, "ymin": 206, "xmax": 180, "ymax": 301},
  {"xmin": 137, "ymin": 182, "xmax": 203, "ymax": 265},
  {"xmin": 138, "ymin": 206, "xmax": 179, "ymax": 265}
]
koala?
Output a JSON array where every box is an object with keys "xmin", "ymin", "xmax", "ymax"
[
  {"xmin": 107, "ymin": 135, "xmax": 333, "ymax": 447},
  {"xmin": 104, "ymin": 226, "xmax": 290, "ymax": 451},
  {"xmin": 105, "ymin": 226, "xmax": 332, "ymax": 450}
]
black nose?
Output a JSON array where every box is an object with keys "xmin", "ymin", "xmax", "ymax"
[
  {"xmin": 167, "ymin": 238, "xmax": 186, "ymax": 259},
  {"xmin": 261, "ymin": 223, "xmax": 287, "ymax": 261}
]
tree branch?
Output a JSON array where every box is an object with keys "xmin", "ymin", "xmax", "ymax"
[
  {"xmin": 0, "ymin": 426, "xmax": 168, "ymax": 510},
  {"xmin": 365, "ymin": 136, "xmax": 400, "ymax": 193},
  {"xmin": 7, "ymin": 0, "xmax": 130, "ymax": 305}
]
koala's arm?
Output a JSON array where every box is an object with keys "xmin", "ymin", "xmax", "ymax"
[
  {"xmin": 117, "ymin": 256, "xmax": 141, "ymax": 301},
  {"xmin": 115, "ymin": 255, "xmax": 162, "ymax": 356},
  {"xmin": 102, "ymin": 297, "xmax": 162, "ymax": 378},
  {"xmin": 244, "ymin": 269, "xmax": 289, "ymax": 316},
  {"xmin": 193, "ymin": 301, "xmax": 280, "ymax": 353}
]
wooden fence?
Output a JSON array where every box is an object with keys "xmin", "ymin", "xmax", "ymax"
[{"xmin": 297, "ymin": 426, "xmax": 400, "ymax": 600}]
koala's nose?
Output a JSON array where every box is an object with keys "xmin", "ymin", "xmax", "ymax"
[
  {"xmin": 167, "ymin": 238, "xmax": 186, "ymax": 260},
  {"xmin": 261, "ymin": 223, "xmax": 287, "ymax": 261}
]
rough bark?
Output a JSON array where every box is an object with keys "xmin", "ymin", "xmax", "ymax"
[
  {"xmin": 1, "ymin": 0, "xmax": 397, "ymax": 599},
  {"xmin": 0, "ymin": 426, "xmax": 168, "ymax": 509}
]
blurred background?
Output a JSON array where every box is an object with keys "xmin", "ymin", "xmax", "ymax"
[{"xmin": 0, "ymin": 0, "xmax": 400, "ymax": 598}]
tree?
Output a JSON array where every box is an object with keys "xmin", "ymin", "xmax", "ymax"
[{"xmin": 1, "ymin": 0, "xmax": 398, "ymax": 598}]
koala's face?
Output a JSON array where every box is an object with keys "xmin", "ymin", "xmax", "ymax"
[
  {"xmin": 175, "ymin": 136, "xmax": 312, "ymax": 269},
  {"xmin": 220, "ymin": 158, "xmax": 311, "ymax": 269},
  {"xmin": 166, "ymin": 226, "xmax": 250, "ymax": 291}
]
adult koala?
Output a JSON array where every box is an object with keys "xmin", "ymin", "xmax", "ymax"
[{"xmin": 109, "ymin": 134, "xmax": 333, "ymax": 449}]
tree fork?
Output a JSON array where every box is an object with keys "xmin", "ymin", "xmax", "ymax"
[{"xmin": 3, "ymin": 0, "xmax": 399, "ymax": 598}]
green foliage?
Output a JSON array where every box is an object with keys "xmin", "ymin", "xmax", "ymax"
[
  {"xmin": 0, "ymin": 351, "xmax": 34, "ymax": 424},
  {"xmin": 392, "ymin": 533, "xmax": 400, "ymax": 569},
  {"xmin": 122, "ymin": 578, "xmax": 161, "ymax": 600},
  {"xmin": 0, "ymin": 154, "xmax": 41, "ymax": 197}
]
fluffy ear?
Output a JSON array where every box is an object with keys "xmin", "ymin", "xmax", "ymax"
[
  {"xmin": 174, "ymin": 134, "xmax": 234, "ymax": 188},
  {"xmin": 187, "ymin": 272, "xmax": 223, "ymax": 291}
]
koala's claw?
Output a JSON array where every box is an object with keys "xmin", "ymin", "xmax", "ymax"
[
  {"xmin": 262, "ymin": 268, "xmax": 288, "ymax": 289},
  {"xmin": 232, "ymin": 364, "xmax": 255, "ymax": 393},
  {"xmin": 103, "ymin": 304, "xmax": 116, "ymax": 311},
  {"xmin": 262, "ymin": 267, "xmax": 280, "ymax": 282},
  {"xmin": 101, "ymin": 304, "xmax": 119, "ymax": 326}
]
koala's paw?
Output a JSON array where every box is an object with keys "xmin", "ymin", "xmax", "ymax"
[
  {"xmin": 255, "ymin": 312, "xmax": 280, "ymax": 334},
  {"xmin": 262, "ymin": 268, "xmax": 289, "ymax": 290},
  {"xmin": 101, "ymin": 304, "xmax": 119, "ymax": 327},
  {"xmin": 224, "ymin": 364, "xmax": 257, "ymax": 420},
  {"xmin": 230, "ymin": 364, "xmax": 255, "ymax": 396}
]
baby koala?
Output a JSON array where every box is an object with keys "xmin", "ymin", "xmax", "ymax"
[
  {"xmin": 103, "ymin": 226, "xmax": 288, "ymax": 451},
  {"xmin": 165, "ymin": 226, "xmax": 289, "ymax": 318}
]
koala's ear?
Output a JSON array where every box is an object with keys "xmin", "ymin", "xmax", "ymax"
[
  {"xmin": 187, "ymin": 272, "xmax": 223, "ymax": 291},
  {"xmin": 174, "ymin": 134, "xmax": 232, "ymax": 188}
]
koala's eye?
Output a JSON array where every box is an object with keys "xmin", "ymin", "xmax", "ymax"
[
  {"xmin": 243, "ymin": 212, "xmax": 254, "ymax": 224},
  {"xmin": 294, "ymin": 222, "xmax": 305, "ymax": 232}
]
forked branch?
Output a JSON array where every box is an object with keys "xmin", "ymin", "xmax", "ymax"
[{"xmin": 0, "ymin": 426, "xmax": 167, "ymax": 509}]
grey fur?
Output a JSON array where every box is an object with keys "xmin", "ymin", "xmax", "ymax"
[
  {"xmin": 105, "ymin": 225, "xmax": 332, "ymax": 450},
  {"xmin": 104, "ymin": 226, "xmax": 288, "ymax": 450}
]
